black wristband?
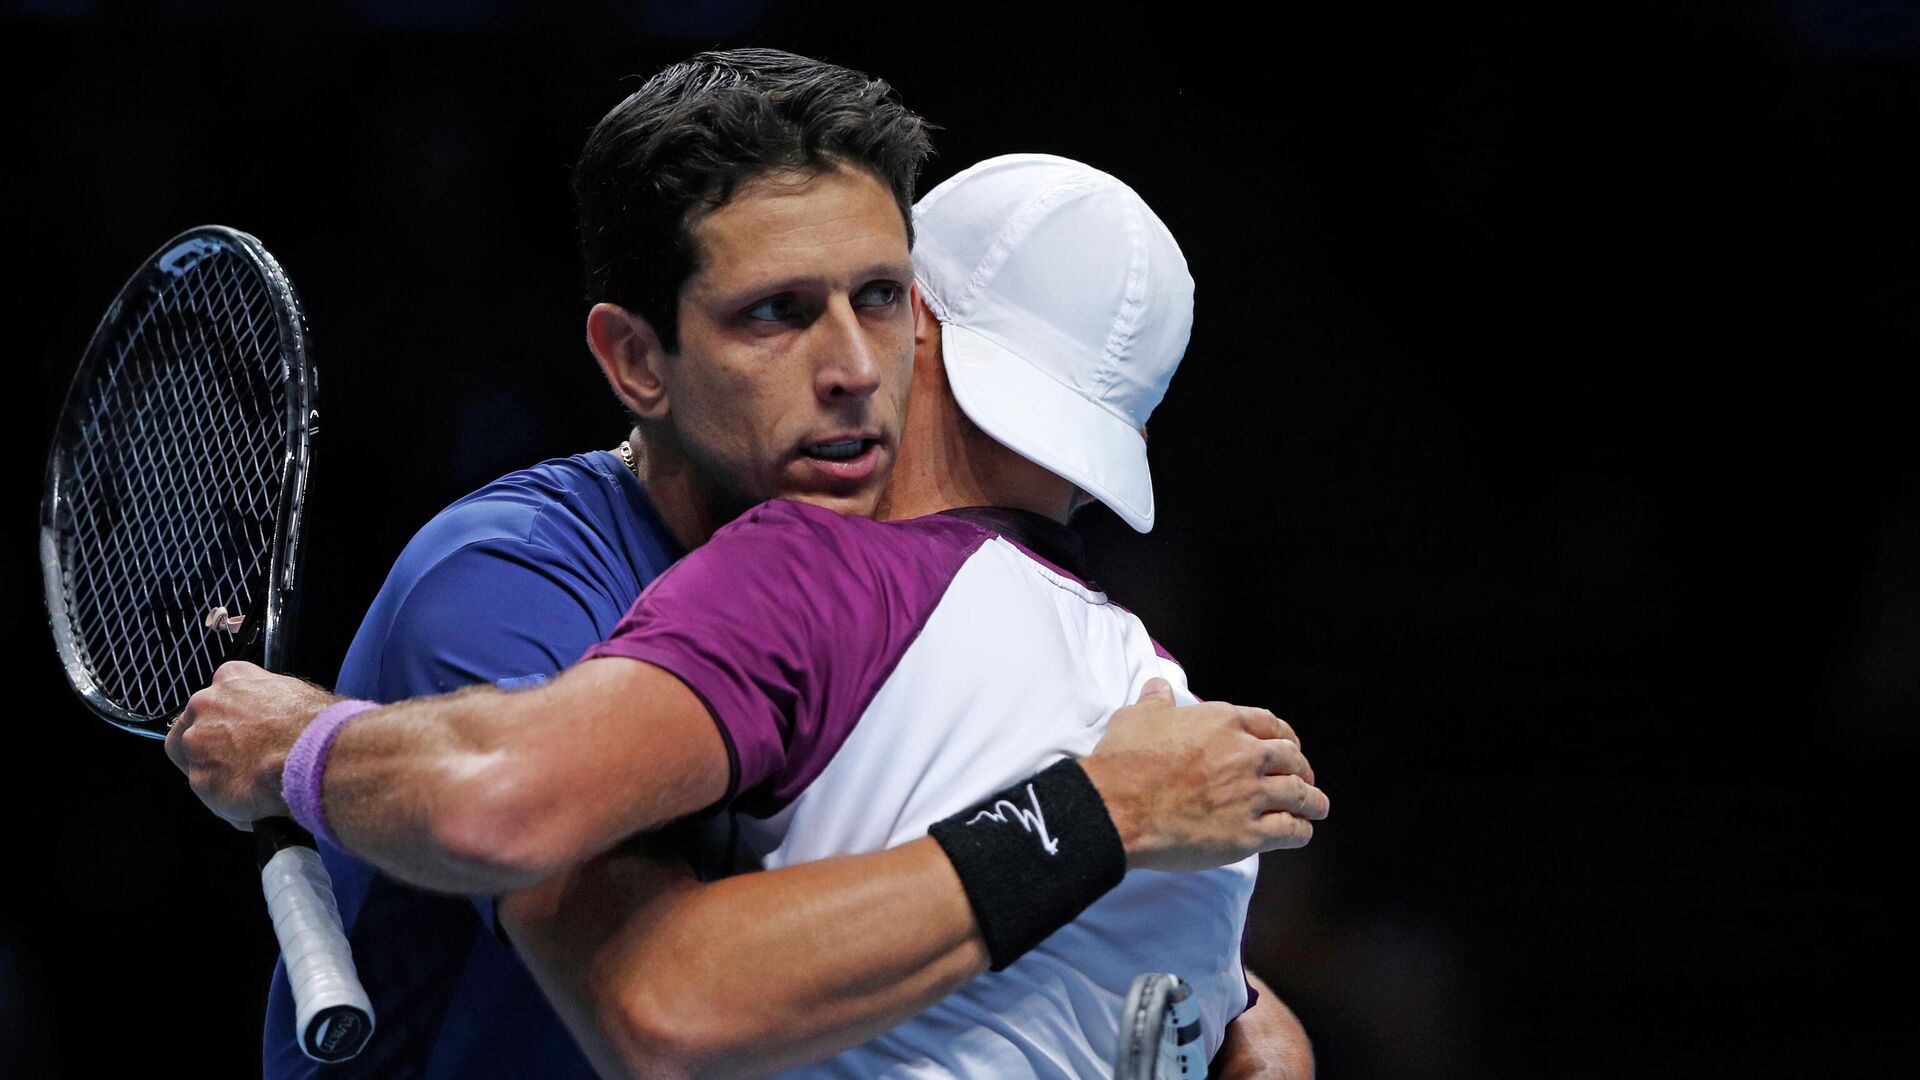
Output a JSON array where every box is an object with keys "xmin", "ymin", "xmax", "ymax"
[{"xmin": 929, "ymin": 758, "xmax": 1127, "ymax": 971}]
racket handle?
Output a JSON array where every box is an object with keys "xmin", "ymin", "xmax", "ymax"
[{"xmin": 256, "ymin": 820, "xmax": 375, "ymax": 1062}]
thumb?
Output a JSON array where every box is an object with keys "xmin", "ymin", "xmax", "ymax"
[{"xmin": 1134, "ymin": 677, "xmax": 1174, "ymax": 705}]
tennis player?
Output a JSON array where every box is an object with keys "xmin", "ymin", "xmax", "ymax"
[
  {"xmin": 172, "ymin": 50, "xmax": 1320, "ymax": 1078},
  {"xmin": 498, "ymin": 152, "xmax": 1311, "ymax": 1077}
]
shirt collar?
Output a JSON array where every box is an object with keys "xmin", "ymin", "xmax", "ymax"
[{"xmin": 936, "ymin": 506, "xmax": 1098, "ymax": 590}]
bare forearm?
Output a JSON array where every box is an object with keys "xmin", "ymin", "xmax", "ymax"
[
  {"xmin": 1213, "ymin": 972, "xmax": 1313, "ymax": 1080},
  {"xmin": 321, "ymin": 684, "xmax": 539, "ymax": 894},
  {"xmin": 322, "ymin": 660, "xmax": 728, "ymax": 895},
  {"xmin": 503, "ymin": 837, "xmax": 986, "ymax": 1080}
]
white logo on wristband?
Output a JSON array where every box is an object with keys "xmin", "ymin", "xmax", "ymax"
[{"xmin": 965, "ymin": 783, "xmax": 1060, "ymax": 855}]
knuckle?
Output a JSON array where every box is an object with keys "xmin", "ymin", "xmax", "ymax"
[
  {"xmin": 1260, "ymin": 741, "xmax": 1286, "ymax": 769},
  {"xmin": 1287, "ymin": 781, "xmax": 1317, "ymax": 815},
  {"xmin": 1259, "ymin": 820, "xmax": 1296, "ymax": 850},
  {"xmin": 1264, "ymin": 741, "xmax": 1301, "ymax": 775},
  {"xmin": 1289, "ymin": 781, "xmax": 1319, "ymax": 815}
]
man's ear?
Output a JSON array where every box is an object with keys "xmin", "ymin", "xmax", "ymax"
[
  {"xmin": 586, "ymin": 302, "xmax": 671, "ymax": 421},
  {"xmin": 911, "ymin": 284, "xmax": 940, "ymax": 370}
]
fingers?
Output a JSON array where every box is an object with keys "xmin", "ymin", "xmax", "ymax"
[
  {"xmin": 170, "ymin": 686, "xmax": 248, "ymax": 831},
  {"xmin": 165, "ymin": 705, "xmax": 192, "ymax": 774},
  {"xmin": 1263, "ymin": 773, "xmax": 1330, "ymax": 822},
  {"xmin": 1233, "ymin": 707, "xmax": 1299, "ymax": 748},
  {"xmin": 1258, "ymin": 738, "xmax": 1314, "ymax": 786},
  {"xmin": 1257, "ymin": 812, "xmax": 1315, "ymax": 851},
  {"xmin": 1232, "ymin": 707, "xmax": 1279, "ymax": 739},
  {"xmin": 200, "ymin": 787, "xmax": 256, "ymax": 833},
  {"xmin": 1133, "ymin": 677, "xmax": 1173, "ymax": 706}
]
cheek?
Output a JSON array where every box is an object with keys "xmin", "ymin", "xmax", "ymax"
[
  {"xmin": 880, "ymin": 324, "xmax": 916, "ymax": 401},
  {"xmin": 688, "ymin": 367, "xmax": 788, "ymax": 467},
  {"xmin": 887, "ymin": 364, "xmax": 914, "ymax": 413}
]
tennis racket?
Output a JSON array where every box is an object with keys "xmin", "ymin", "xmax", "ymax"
[
  {"xmin": 1115, "ymin": 972, "xmax": 1206, "ymax": 1080},
  {"xmin": 40, "ymin": 225, "xmax": 374, "ymax": 1063}
]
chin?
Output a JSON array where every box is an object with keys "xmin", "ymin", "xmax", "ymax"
[{"xmin": 780, "ymin": 488, "xmax": 884, "ymax": 520}]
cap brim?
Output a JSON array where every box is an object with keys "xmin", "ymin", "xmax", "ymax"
[{"xmin": 939, "ymin": 321, "xmax": 1156, "ymax": 532}]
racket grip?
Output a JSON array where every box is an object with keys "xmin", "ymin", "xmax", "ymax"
[{"xmin": 257, "ymin": 820, "xmax": 375, "ymax": 1062}]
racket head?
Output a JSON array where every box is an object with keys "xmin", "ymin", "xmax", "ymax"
[
  {"xmin": 41, "ymin": 225, "xmax": 316, "ymax": 738},
  {"xmin": 1116, "ymin": 972, "xmax": 1203, "ymax": 1080}
]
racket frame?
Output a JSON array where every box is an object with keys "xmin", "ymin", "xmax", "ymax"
[
  {"xmin": 40, "ymin": 225, "xmax": 318, "ymax": 738},
  {"xmin": 1116, "ymin": 971, "xmax": 1206, "ymax": 1080}
]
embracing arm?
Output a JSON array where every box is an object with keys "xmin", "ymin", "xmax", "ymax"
[
  {"xmin": 324, "ymin": 657, "xmax": 727, "ymax": 893},
  {"xmin": 172, "ymin": 664, "xmax": 1327, "ymax": 1078},
  {"xmin": 505, "ymin": 858, "xmax": 1320, "ymax": 1080},
  {"xmin": 169, "ymin": 659, "xmax": 1330, "ymax": 1078},
  {"xmin": 168, "ymin": 656, "xmax": 730, "ymax": 895},
  {"xmin": 502, "ymin": 836, "xmax": 983, "ymax": 1080},
  {"xmin": 496, "ymin": 680, "xmax": 1330, "ymax": 1080}
]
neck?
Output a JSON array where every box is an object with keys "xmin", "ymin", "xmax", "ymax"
[
  {"xmin": 879, "ymin": 373, "xmax": 1079, "ymax": 524},
  {"xmin": 623, "ymin": 423, "xmax": 738, "ymax": 552}
]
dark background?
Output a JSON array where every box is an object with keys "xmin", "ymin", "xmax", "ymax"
[{"xmin": 5, "ymin": 1, "xmax": 1912, "ymax": 1076}]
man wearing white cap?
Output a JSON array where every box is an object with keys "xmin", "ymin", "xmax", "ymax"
[
  {"xmin": 174, "ymin": 152, "xmax": 1320, "ymax": 1077},
  {"xmin": 540, "ymin": 154, "xmax": 1275, "ymax": 1076}
]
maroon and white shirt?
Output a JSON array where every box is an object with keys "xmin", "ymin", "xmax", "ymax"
[{"xmin": 586, "ymin": 501, "xmax": 1257, "ymax": 1078}]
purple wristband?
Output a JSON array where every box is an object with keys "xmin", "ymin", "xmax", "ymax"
[{"xmin": 282, "ymin": 698, "xmax": 380, "ymax": 850}]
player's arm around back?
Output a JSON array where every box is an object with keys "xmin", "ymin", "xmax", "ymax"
[
  {"xmin": 323, "ymin": 656, "xmax": 728, "ymax": 894},
  {"xmin": 168, "ymin": 656, "xmax": 729, "ymax": 895},
  {"xmin": 493, "ymin": 679, "xmax": 1330, "ymax": 1080},
  {"xmin": 502, "ymin": 834, "xmax": 987, "ymax": 1080}
]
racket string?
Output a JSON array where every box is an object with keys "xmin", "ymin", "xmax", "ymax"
[{"xmin": 57, "ymin": 244, "xmax": 291, "ymax": 721}]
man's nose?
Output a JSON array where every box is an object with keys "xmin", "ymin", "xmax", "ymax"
[{"xmin": 812, "ymin": 299, "xmax": 883, "ymax": 402}]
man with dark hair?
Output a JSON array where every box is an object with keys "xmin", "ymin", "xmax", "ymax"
[
  {"xmin": 575, "ymin": 47, "xmax": 932, "ymax": 356},
  {"xmin": 175, "ymin": 49, "xmax": 1317, "ymax": 1078}
]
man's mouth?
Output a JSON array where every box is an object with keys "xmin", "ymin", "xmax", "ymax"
[
  {"xmin": 792, "ymin": 434, "xmax": 886, "ymax": 491},
  {"xmin": 802, "ymin": 438, "xmax": 877, "ymax": 462}
]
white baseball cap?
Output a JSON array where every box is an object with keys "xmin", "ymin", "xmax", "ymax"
[{"xmin": 912, "ymin": 153, "xmax": 1194, "ymax": 533}]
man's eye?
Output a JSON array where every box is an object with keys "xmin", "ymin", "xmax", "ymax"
[
  {"xmin": 854, "ymin": 282, "xmax": 902, "ymax": 308},
  {"xmin": 746, "ymin": 295, "xmax": 799, "ymax": 322}
]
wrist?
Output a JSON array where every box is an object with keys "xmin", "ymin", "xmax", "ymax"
[
  {"xmin": 929, "ymin": 758, "xmax": 1126, "ymax": 971},
  {"xmin": 283, "ymin": 698, "xmax": 379, "ymax": 847},
  {"xmin": 1073, "ymin": 752, "xmax": 1145, "ymax": 862},
  {"xmin": 260, "ymin": 746, "xmax": 295, "ymax": 819}
]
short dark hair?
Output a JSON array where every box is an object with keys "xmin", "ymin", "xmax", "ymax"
[{"xmin": 573, "ymin": 48, "xmax": 933, "ymax": 352}]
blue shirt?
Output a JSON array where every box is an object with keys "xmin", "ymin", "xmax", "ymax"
[{"xmin": 263, "ymin": 450, "xmax": 683, "ymax": 1080}]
